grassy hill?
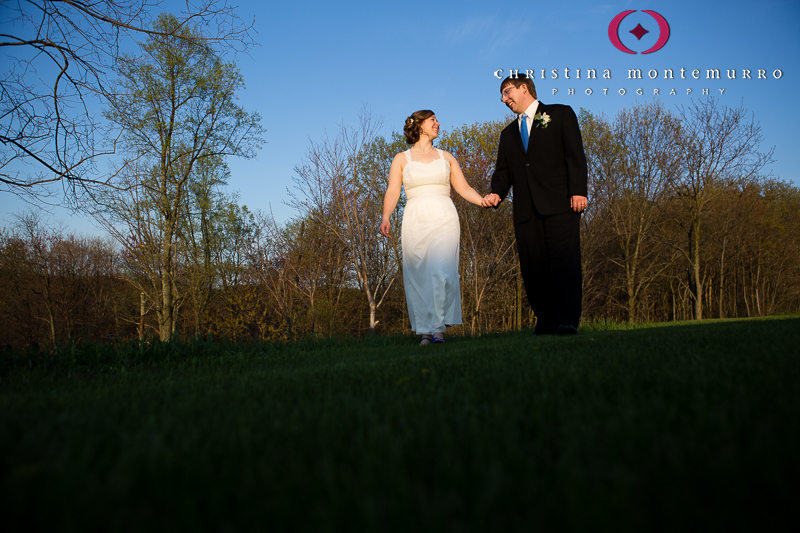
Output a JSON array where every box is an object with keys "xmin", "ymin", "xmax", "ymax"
[{"xmin": 2, "ymin": 316, "xmax": 798, "ymax": 532}]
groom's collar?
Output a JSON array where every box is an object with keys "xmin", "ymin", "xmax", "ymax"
[{"xmin": 519, "ymin": 100, "xmax": 540, "ymax": 122}]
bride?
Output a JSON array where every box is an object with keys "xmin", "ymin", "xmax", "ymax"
[{"xmin": 380, "ymin": 110, "xmax": 484, "ymax": 345}]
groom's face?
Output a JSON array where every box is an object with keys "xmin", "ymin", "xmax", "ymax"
[{"xmin": 501, "ymin": 83, "xmax": 530, "ymax": 114}]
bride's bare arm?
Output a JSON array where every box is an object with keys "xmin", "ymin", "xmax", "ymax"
[
  {"xmin": 380, "ymin": 154, "xmax": 404, "ymax": 237},
  {"xmin": 445, "ymin": 151, "xmax": 485, "ymax": 206}
]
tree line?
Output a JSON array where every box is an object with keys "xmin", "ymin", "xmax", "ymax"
[
  {"xmin": 2, "ymin": 99, "xmax": 798, "ymax": 348},
  {"xmin": 2, "ymin": 7, "xmax": 798, "ymax": 349}
]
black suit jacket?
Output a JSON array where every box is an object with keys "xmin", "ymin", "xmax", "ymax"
[{"xmin": 491, "ymin": 102, "xmax": 588, "ymax": 222}]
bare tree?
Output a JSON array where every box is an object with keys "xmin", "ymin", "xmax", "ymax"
[
  {"xmin": 2, "ymin": 211, "xmax": 125, "ymax": 347},
  {"xmin": 725, "ymin": 180, "xmax": 799, "ymax": 317},
  {"xmin": 13, "ymin": 212, "xmax": 64, "ymax": 344},
  {"xmin": 247, "ymin": 214, "xmax": 304, "ymax": 341},
  {"xmin": 578, "ymin": 109, "xmax": 618, "ymax": 320},
  {"xmin": 589, "ymin": 103, "xmax": 682, "ymax": 322},
  {"xmin": 1, "ymin": 0, "xmax": 254, "ymax": 201},
  {"xmin": 284, "ymin": 217, "xmax": 345, "ymax": 338},
  {"xmin": 291, "ymin": 110, "xmax": 401, "ymax": 336},
  {"xmin": 672, "ymin": 98, "xmax": 773, "ymax": 320}
]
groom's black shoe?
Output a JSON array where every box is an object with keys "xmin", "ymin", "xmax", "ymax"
[{"xmin": 557, "ymin": 324, "xmax": 578, "ymax": 336}]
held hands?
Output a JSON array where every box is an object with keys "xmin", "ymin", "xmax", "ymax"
[{"xmin": 482, "ymin": 193, "xmax": 500, "ymax": 208}]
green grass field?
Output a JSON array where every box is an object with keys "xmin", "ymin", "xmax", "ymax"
[{"xmin": 2, "ymin": 316, "xmax": 799, "ymax": 532}]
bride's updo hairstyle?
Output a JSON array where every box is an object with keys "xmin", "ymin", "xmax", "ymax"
[{"xmin": 403, "ymin": 110, "xmax": 435, "ymax": 145}]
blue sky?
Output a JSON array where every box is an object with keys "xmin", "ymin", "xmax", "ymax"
[{"xmin": 2, "ymin": 0, "xmax": 798, "ymax": 233}]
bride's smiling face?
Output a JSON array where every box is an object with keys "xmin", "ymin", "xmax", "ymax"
[{"xmin": 420, "ymin": 115, "xmax": 440, "ymax": 141}]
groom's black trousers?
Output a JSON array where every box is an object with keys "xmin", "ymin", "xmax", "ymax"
[{"xmin": 514, "ymin": 205, "xmax": 582, "ymax": 332}]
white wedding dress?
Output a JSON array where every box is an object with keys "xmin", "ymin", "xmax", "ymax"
[{"xmin": 401, "ymin": 148, "xmax": 462, "ymax": 334}]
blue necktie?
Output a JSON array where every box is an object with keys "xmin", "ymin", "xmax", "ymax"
[{"xmin": 520, "ymin": 114, "xmax": 529, "ymax": 151}]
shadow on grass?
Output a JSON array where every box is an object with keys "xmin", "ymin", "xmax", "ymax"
[{"xmin": 1, "ymin": 315, "xmax": 798, "ymax": 532}]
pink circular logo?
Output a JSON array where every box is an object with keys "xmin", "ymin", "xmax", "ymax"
[{"xmin": 608, "ymin": 10, "xmax": 670, "ymax": 54}]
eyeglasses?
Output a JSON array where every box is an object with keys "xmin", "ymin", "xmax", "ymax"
[{"xmin": 501, "ymin": 85, "xmax": 520, "ymax": 100}]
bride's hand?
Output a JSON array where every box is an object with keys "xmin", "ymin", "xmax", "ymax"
[
  {"xmin": 379, "ymin": 220, "xmax": 391, "ymax": 237},
  {"xmin": 482, "ymin": 193, "xmax": 500, "ymax": 208}
]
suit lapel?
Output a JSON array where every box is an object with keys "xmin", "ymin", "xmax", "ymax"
[
  {"xmin": 510, "ymin": 117, "xmax": 525, "ymax": 153},
  {"xmin": 528, "ymin": 102, "xmax": 546, "ymax": 151}
]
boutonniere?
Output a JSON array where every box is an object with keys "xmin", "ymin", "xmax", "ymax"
[{"xmin": 533, "ymin": 112, "xmax": 551, "ymax": 128}]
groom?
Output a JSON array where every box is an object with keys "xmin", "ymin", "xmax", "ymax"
[{"xmin": 482, "ymin": 73, "xmax": 588, "ymax": 335}]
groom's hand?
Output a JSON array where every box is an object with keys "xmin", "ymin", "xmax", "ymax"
[
  {"xmin": 570, "ymin": 195, "xmax": 588, "ymax": 213},
  {"xmin": 482, "ymin": 193, "xmax": 500, "ymax": 208}
]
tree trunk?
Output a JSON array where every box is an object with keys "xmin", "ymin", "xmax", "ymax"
[
  {"xmin": 627, "ymin": 265, "xmax": 636, "ymax": 323},
  {"xmin": 42, "ymin": 273, "xmax": 57, "ymax": 346},
  {"xmin": 160, "ymin": 224, "xmax": 174, "ymax": 341},
  {"xmin": 690, "ymin": 217, "xmax": 703, "ymax": 320},
  {"xmin": 369, "ymin": 301, "xmax": 377, "ymax": 337},
  {"xmin": 139, "ymin": 292, "xmax": 146, "ymax": 340},
  {"xmin": 719, "ymin": 235, "xmax": 726, "ymax": 318},
  {"xmin": 515, "ymin": 267, "xmax": 522, "ymax": 330},
  {"xmin": 754, "ymin": 263, "xmax": 762, "ymax": 316}
]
